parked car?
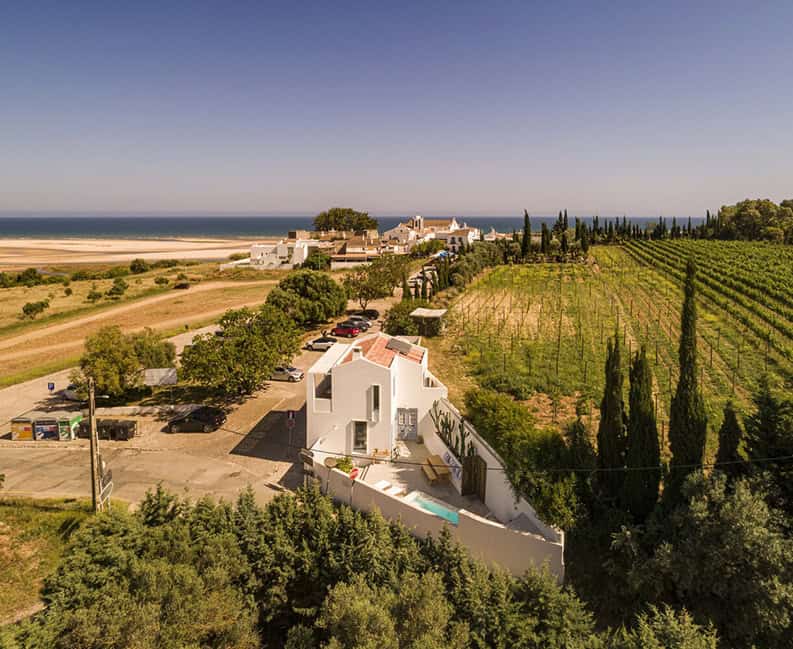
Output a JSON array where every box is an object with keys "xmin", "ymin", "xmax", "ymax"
[
  {"xmin": 307, "ymin": 336, "xmax": 337, "ymax": 351},
  {"xmin": 77, "ymin": 418, "xmax": 137, "ymax": 441},
  {"xmin": 270, "ymin": 366, "xmax": 304, "ymax": 382},
  {"xmin": 331, "ymin": 323, "xmax": 361, "ymax": 338},
  {"xmin": 345, "ymin": 315, "xmax": 371, "ymax": 329},
  {"xmin": 167, "ymin": 406, "xmax": 226, "ymax": 433},
  {"xmin": 62, "ymin": 383, "xmax": 84, "ymax": 402},
  {"xmin": 360, "ymin": 309, "xmax": 380, "ymax": 320}
]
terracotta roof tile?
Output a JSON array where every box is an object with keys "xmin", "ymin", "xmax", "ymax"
[{"xmin": 340, "ymin": 333, "xmax": 425, "ymax": 368}]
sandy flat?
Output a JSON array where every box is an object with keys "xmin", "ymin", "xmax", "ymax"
[{"xmin": 0, "ymin": 237, "xmax": 278, "ymax": 267}]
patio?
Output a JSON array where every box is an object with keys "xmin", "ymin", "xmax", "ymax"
[{"xmin": 360, "ymin": 440, "xmax": 491, "ymax": 519}]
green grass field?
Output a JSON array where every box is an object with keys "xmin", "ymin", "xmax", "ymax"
[
  {"xmin": 0, "ymin": 498, "xmax": 91, "ymax": 626},
  {"xmin": 430, "ymin": 241, "xmax": 792, "ymax": 459}
]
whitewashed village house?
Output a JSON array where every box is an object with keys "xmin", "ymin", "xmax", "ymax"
[
  {"xmin": 304, "ymin": 332, "xmax": 565, "ymax": 579},
  {"xmin": 382, "ymin": 215, "xmax": 479, "ymax": 253}
]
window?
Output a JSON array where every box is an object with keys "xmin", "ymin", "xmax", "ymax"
[
  {"xmin": 372, "ymin": 384, "xmax": 380, "ymax": 415},
  {"xmin": 353, "ymin": 421, "xmax": 367, "ymax": 452}
]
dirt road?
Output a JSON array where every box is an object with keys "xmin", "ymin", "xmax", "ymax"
[{"xmin": 0, "ymin": 280, "xmax": 274, "ymax": 352}]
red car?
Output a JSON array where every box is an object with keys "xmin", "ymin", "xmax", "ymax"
[{"xmin": 331, "ymin": 323, "xmax": 361, "ymax": 338}]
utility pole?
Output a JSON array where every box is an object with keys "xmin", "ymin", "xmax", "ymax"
[{"xmin": 88, "ymin": 377, "xmax": 101, "ymax": 513}]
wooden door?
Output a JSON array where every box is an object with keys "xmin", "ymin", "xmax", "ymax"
[{"xmin": 462, "ymin": 454, "xmax": 487, "ymax": 502}]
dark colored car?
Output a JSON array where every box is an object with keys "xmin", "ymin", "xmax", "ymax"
[
  {"xmin": 77, "ymin": 419, "xmax": 137, "ymax": 441},
  {"xmin": 360, "ymin": 309, "xmax": 380, "ymax": 321},
  {"xmin": 331, "ymin": 323, "xmax": 361, "ymax": 338},
  {"xmin": 167, "ymin": 406, "xmax": 226, "ymax": 433},
  {"xmin": 345, "ymin": 315, "xmax": 371, "ymax": 329}
]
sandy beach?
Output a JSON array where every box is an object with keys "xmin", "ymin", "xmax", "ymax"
[{"xmin": 0, "ymin": 237, "xmax": 275, "ymax": 267}]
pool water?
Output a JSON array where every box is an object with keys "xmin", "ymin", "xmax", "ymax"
[{"xmin": 412, "ymin": 494, "xmax": 459, "ymax": 525}]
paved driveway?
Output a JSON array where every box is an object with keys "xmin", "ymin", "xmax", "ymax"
[{"xmin": 0, "ymin": 348, "xmax": 323, "ymax": 506}]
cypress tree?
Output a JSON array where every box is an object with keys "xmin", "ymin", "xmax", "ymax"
[
  {"xmin": 401, "ymin": 274, "xmax": 411, "ymax": 301},
  {"xmin": 597, "ymin": 334, "xmax": 627, "ymax": 500},
  {"xmin": 622, "ymin": 346, "xmax": 660, "ymax": 520},
  {"xmin": 420, "ymin": 271, "xmax": 427, "ymax": 300},
  {"xmin": 563, "ymin": 209, "xmax": 568, "ymax": 231},
  {"xmin": 540, "ymin": 223, "xmax": 549, "ymax": 255},
  {"xmin": 521, "ymin": 209, "xmax": 530, "ymax": 259},
  {"xmin": 744, "ymin": 375, "xmax": 793, "ymax": 517},
  {"xmin": 667, "ymin": 259, "xmax": 708, "ymax": 502},
  {"xmin": 715, "ymin": 400, "xmax": 744, "ymax": 481},
  {"xmin": 580, "ymin": 226, "xmax": 590, "ymax": 255},
  {"xmin": 561, "ymin": 232, "xmax": 569, "ymax": 255}
]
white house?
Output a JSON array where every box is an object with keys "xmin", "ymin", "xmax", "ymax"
[
  {"xmin": 304, "ymin": 332, "xmax": 565, "ymax": 579},
  {"xmin": 249, "ymin": 239, "xmax": 319, "ymax": 268},
  {"xmin": 434, "ymin": 227, "xmax": 480, "ymax": 252},
  {"xmin": 306, "ymin": 333, "xmax": 446, "ymax": 456}
]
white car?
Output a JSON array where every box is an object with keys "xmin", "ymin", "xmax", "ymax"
[
  {"xmin": 270, "ymin": 366, "xmax": 304, "ymax": 382},
  {"xmin": 307, "ymin": 336, "xmax": 337, "ymax": 351}
]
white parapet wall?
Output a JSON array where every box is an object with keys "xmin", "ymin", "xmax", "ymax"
[
  {"xmin": 308, "ymin": 460, "xmax": 564, "ymax": 581},
  {"xmin": 422, "ymin": 398, "xmax": 563, "ymax": 545}
]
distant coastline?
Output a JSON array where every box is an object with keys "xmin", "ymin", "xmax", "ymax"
[{"xmin": 0, "ymin": 215, "xmax": 704, "ymax": 240}]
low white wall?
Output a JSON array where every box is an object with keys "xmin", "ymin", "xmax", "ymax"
[
  {"xmin": 326, "ymin": 468, "xmax": 354, "ymax": 504},
  {"xmin": 351, "ymin": 479, "xmax": 446, "ymax": 538},
  {"xmin": 457, "ymin": 510, "xmax": 564, "ymax": 579},
  {"xmin": 310, "ymin": 455, "xmax": 563, "ymax": 580},
  {"xmin": 433, "ymin": 399, "xmax": 562, "ymax": 543}
]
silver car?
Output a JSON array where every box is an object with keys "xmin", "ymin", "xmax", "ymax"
[
  {"xmin": 307, "ymin": 336, "xmax": 337, "ymax": 351},
  {"xmin": 270, "ymin": 366, "xmax": 304, "ymax": 382}
]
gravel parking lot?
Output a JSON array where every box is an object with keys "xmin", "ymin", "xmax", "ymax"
[
  {"xmin": 0, "ymin": 348, "xmax": 323, "ymax": 506},
  {"xmin": 0, "ymin": 300, "xmax": 390, "ymax": 507}
]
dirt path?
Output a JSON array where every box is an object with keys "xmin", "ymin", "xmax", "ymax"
[
  {"xmin": 0, "ymin": 280, "xmax": 275, "ymax": 352},
  {"xmin": 0, "ymin": 301, "xmax": 265, "ymax": 362}
]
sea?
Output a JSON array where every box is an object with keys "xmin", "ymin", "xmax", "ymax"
[{"xmin": 0, "ymin": 215, "xmax": 703, "ymax": 239}]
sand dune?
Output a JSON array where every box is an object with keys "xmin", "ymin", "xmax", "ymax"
[{"xmin": 0, "ymin": 237, "xmax": 276, "ymax": 267}]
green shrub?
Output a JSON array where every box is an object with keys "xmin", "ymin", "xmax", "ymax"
[
  {"xmin": 129, "ymin": 258, "xmax": 150, "ymax": 274},
  {"xmin": 21, "ymin": 300, "xmax": 50, "ymax": 319}
]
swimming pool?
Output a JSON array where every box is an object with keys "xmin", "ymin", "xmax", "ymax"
[{"xmin": 406, "ymin": 492, "xmax": 459, "ymax": 525}]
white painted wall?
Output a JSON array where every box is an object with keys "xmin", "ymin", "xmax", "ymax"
[
  {"xmin": 310, "ymin": 456, "xmax": 564, "ymax": 580},
  {"xmin": 430, "ymin": 398, "xmax": 562, "ymax": 543},
  {"xmin": 307, "ymin": 341, "xmax": 446, "ymax": 458},
  {"xmin": 313, "ymin": 356, "xmax": 393, "ymax": 457}
]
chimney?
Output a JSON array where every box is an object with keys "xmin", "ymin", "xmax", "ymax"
[{"xmin": 352, "ymin": 347, "xmax": 363, "ymax": 359}]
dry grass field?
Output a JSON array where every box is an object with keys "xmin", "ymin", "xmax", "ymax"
[
  {"xmin": 0, "ymin": 281, "xmax": 276, "ymax": 385},
  {"xmin": 0, "ymin": 260, "xmax": 282, "ymax": 385}
]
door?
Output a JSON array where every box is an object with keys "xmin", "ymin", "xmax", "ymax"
[
  {"xmin": 397, "ymin": 408, "xmax": 418, "ymax": 440},
  {"xmin": 462, "ymin": 454, "xmax": 487, "ymax": 502}
]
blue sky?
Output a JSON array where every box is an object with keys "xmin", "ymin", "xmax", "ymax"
[{"xmin": 1, "ymin": 1, "xmax": 792, "ymax": 216}]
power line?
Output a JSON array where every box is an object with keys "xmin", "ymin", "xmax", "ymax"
[{"xmin": 217, "ymin": 424, "xmax": 793, "ymax": 476}]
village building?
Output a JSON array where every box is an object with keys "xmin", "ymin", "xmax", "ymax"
[{"xmin": 303, "ymin": 332, "xmax": 565, "ymax": 579}]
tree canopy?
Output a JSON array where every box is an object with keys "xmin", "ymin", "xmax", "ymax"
[
  {"xmin": 343, "ymin": 255, "xmax": 408, "ymax": 310},
  {"xmin": 181, "ymin": 305, "xmax": 301, "ymax": 396},
  {"xmin": 717, "ymin": 198, "xmax": 793, "ymax": 243},
  {"xmin": 313, "ymin": 207, "xmax": 378, "ymax": 232},
  {"xmin": 265, "ymin": 270, "xmax": 347, "ymax": 327},
  {"xmin": 464, "ymin": 388, "xmax": 580, "ymax": 529},
  {"xmin": 74, "ymin": 326, "xmax": 175, "ymax": 398}
]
